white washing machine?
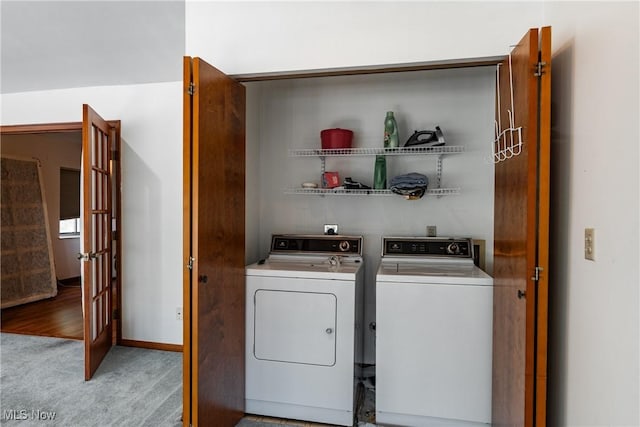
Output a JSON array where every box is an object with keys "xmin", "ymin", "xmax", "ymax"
[
  {"xmin": 376, "ymin": 237, "xmax": 493, "ymax": 426},
  {"xmin": 245, "ymin": 234, "xmax": 364, "ymax": 426}
]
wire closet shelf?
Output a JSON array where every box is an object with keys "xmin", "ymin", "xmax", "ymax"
[
  {"xmin": 284, "ymin": 187, "xmax": 460, "ymax": 196},
  {"xmin": 288, "ymin": 145, "xmax": 462, "ymax": 197},
  {"xmin": 289, "ymin": 146, "xmax": 464, "ymax": 157}
]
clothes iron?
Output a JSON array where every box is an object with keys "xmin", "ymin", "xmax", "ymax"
[{"xmin": 404, "ymin": 126, "xmax": 445, "ymax": 147}]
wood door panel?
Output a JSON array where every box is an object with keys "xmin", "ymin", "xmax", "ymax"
[
  {"xmin": 535, "ymin": 26, "xmax": 552, "ymax": 425},
  {"xmin": 82, "ymin": 104, "xmax": 115, "ymax": 381},
  {"xmin": 182, "ymin": 57, "xmax": 193, "ymax": 426},
  {"xmin": 492, "ymin": 28, "xmax": 540, "ymax": 427},
  {"xmin": 184, "ymin": 57, "xmax": 246, "ymax": 426}
]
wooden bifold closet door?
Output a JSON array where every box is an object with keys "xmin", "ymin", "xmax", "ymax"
[
  {"xmin": 492, "ymin": 26, "xmax": 551, "ymax": 427},
  {"xmin": 183, "ymin": 56, "xmax": 246, "ymax": 427}
]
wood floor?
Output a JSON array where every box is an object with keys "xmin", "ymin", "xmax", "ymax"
[{"xmin": 1, "ymin": 282, "xmax": 84, "ymax": 340}]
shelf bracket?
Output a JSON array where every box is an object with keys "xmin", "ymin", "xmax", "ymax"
[{"xmin": 436, "ymin": 154, "xmax": 443, "ymax": 189}]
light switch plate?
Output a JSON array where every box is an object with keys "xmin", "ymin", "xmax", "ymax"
[{"xmin": 584, "ymin": 228, "xmax": 595, "ymax": 261}]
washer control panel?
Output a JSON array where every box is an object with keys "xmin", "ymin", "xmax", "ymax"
[
  {"xmin": 382, "ymin": 237, "xmax": 473, "ymax": 259},
  {"xmin": 271, "ymin": 234, "xmax": 362, "ymax": 256}
]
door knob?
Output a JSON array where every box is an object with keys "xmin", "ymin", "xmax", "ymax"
[
  {"xmin": 517, "ymin": 289, "xmax": 526, "ymax": 299},
  {"xmin": 198, "ymin": 275, "xmax": 208, "ymax": 284},
  {"xmin": 77, "ymin": 252, "xmax": 97, "ymax": 261}
]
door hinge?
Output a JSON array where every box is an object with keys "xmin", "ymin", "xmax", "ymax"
[
  {"xmin": 188, "ymin": 82, "xmax": 195, "ymax": 96},
  {"xmin": 111, "ymin": 230, "xmax": 118, "ymax": 241},
  {"xmin": 111, "ymin": 150, "xmax": 119, "ymax": 161},
  {"xmin": 534, "ymin": 61, "xmax": 547, "ymax": 77},
  {"xmin": 187, "ymin": 256, "xmax": 195, "ymax": 270},
  {"xmin": 112, "ymin": 308, "xmax": 120, "ymax": 320},
  {"xmin": 531, "ymin": 266, "xmax": 543, "ymax": 282}
]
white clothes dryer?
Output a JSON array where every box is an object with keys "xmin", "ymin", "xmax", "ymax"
[
  {"xmin": 245, "ymin": 234, "xmax": 364, "ymax": 426},
  {"xmin": 376, "ymin": 237, "xmax": 493, "ymax": 426}
]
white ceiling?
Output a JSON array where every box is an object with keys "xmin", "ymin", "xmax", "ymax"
[{"xmin": 0, "ymin": 0, "xmax": 185, "ymax": 94}]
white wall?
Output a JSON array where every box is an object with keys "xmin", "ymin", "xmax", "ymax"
[
  {"xmin": 245, "ymin": 84, "xmax": 262, "ymax": 264},
  {"xmin": 186, "ymin": 1, "xmax": 543, "ymax": 75},
  {"xmin": 1, "ymin": 133, "xmax": 81, "ymax": 280},
  {"xmin": 544, "ymin": 2, "xmax": 640, "ymax": 426},
  {"xmin": 0, "ymin": 81, "xmax": 184, "ymax": 345}
]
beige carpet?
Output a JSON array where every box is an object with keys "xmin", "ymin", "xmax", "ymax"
[{"xmin": 0, "ymin": 333, "xmax": 182, "ymax": 426}]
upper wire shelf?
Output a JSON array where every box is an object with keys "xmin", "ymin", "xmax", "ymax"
[
  {"xmin": 285, "ymin": 187, "xmax": 460, "ymax": 197},
  {"xmin": 289, "ymin": 146, "xmax": 464, "ymax": 157}
]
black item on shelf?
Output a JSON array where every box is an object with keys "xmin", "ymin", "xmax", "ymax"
[
  {"xmin": 343, "ymin": 177, "xmax": 371, "ymax": 190},
  {"xmin": 404, "ymin": 126, "xmax": 445, "ymax": 147}
]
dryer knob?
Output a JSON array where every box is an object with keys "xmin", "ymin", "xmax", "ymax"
[{"xmin": 338, "ymin": 241, "xmax": 350, "ymax": 252}]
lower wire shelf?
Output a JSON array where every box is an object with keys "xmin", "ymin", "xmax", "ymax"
[{"xmin": 285, "ymin": 187, "xmax": 460, "ymax": 197}]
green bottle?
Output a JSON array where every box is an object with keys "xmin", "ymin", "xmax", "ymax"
[
  {"xmin": 373, "ymin": 155, "xmax": 387, "ymax": 189},
  {"xmin": 384, "ymin": 111, "xmax": 399, "ymax": 148}
]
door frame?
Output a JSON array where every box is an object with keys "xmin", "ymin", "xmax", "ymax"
[{"xmin": 0, "ymin": 121, "xmax": 123, "ymax": 345}]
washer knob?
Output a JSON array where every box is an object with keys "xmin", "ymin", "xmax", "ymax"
[
  {"xmin": 338, "ymin": 240, "xmax": 350, "ymax": 252},
  {"xmin": 447, "ymin": 242, "xmax": 460, "ymax": 254}
]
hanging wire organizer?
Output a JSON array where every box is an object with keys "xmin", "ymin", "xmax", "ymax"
[
  {"xmin": 287, "ymin": 145, "xmax": 463, "ymax": 196},
  {"xmin": 493, "ymin": 50, "xmax": 523, "ymax": 164}
]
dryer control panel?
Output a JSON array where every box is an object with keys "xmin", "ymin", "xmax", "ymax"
[
  {"xmin": 382, "ymin": 237, "xmax": 473, "ymax": 259},
  {"xmin": 271, "ymin": 234, "xmax": 363, "ymax": 256}
]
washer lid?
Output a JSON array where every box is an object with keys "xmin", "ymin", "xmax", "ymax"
[
  {"xmin": 246, "ymin": 256, "xmax": 363, "ymax": 280},
  {"xmin": 377, "ymin": 261, "xmax": 492, "ymax": 285}
]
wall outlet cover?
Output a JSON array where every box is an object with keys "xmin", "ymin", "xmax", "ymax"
[{"xmin": 324, "ymin": 224, "xmax": 338, "ymax": 235}]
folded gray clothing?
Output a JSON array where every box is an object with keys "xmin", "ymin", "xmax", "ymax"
[{"xmin": 389, "ymin": 173, "xmax": 429, "ymax": 190}]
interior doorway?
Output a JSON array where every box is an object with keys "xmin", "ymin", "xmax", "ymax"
[{"xmin": 0, "ymin": 123, "xmax": 122, "ymax": 346}]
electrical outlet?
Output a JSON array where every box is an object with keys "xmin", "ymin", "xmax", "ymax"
[
  {"xmin": 324, "ymin": 224, "xmax": 338, "ymax": 235},
  {"xmin": 176, "ymin": 307, "xmax": 183, "ymax": 321},
  {"xmin": 584, "ymin": 228, "xmax": 595, "ymax": 261},
  {"xmin": 426, "ymin": 225, "xmax": 437, "ymax": 237}
]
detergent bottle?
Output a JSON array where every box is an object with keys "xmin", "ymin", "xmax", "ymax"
[
  {"xmin": 384, "ymin": 111, "xmax": 399, "ymax": 148},
  {"xmin": 373, "ymin": 155, "xmax": 387, "ymax": 189}
]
